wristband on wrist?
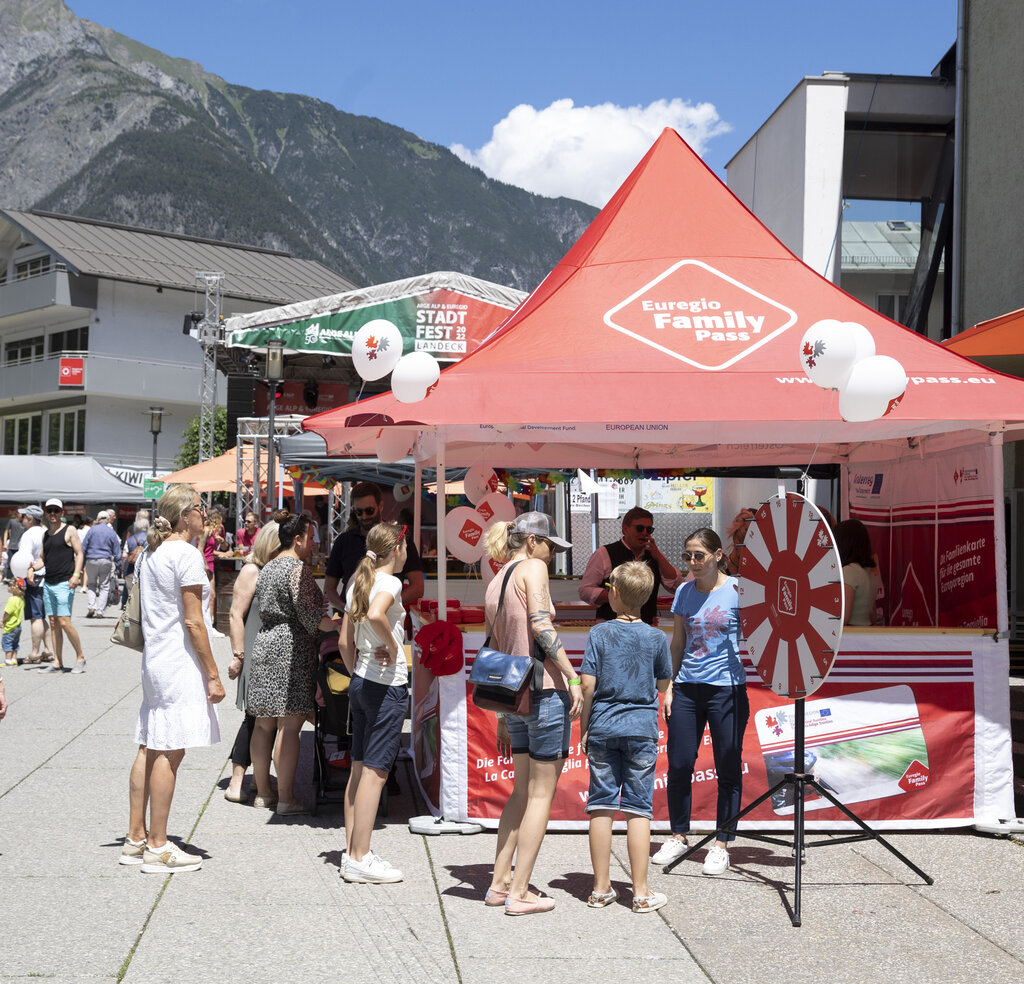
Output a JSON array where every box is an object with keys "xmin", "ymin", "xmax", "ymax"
[
  {"xmin": 567, "ymin": 677, "xmax": 581, "ymax": 686},
  {"xmin": 231, "ymin": 651, "xmax": 245, "ymax": 660}
]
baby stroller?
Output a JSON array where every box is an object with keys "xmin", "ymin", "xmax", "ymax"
[
  {"xmin": 311, "ymin": 632, "xmax": 394, "ymax": 817},
  {"xmin": 312, "ymin": 631, "xmax": 353, "ymax": 816}
]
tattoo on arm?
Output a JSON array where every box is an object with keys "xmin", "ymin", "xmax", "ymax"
[{"xmin": 529, "ymin": 607, "xmax": 564, "ymax": 660}]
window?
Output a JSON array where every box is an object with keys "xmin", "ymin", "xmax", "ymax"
[
  {"xmin": 46, "ymin": 408, "xmax": 86, "ymax": 454},
  {"xmin": 4, "ymin": 336, "xmax": 44, "ymax": 364},
  {"xmin": 877, "ymin": 292, "xmax": 909, "ymax": 324},
  {"xmin": 15, "ymin": 255, "xmax": 50, "ymax": 280},
  {"xmin": 48, "ymin": 326, "xmax": 89, "ymax": 354},
  {"xmin": 1, "ymin": 413, "xmax": 43, "ymax": 455}
]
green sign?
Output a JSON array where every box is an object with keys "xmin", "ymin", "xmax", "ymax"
[
  {"xmin": 143, "ymin": 478, "xmax": 164, "ymax": 500},
  {"xmin": 229, "ymin": 290, "xmax": 507, "ymax": 361}
]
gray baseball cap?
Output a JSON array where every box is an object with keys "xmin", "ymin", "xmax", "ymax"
[
  {"xmin": 512, "ymin": 511, "xmax": 572, "ymax": 552},
  {"xmin": 18, "ymin": 505, "xmax": 43, "ymax": 519}
]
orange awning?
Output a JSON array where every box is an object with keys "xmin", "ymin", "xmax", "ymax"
[
  {"xmin": 160, "ymin": 449, "xmax": 334, "ymax": 495},
  {"xmin": 943, "ymin": 308, "xmax": 1024, "ymax": 376}
]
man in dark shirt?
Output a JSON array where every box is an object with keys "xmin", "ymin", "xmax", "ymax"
[{"xmin": 324, "ymin": 481, "xmax": 424, "ymax": 614}]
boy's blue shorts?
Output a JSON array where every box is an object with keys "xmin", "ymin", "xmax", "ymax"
[
  {"xmin": 2, "ymin": 626, "xmax": 20, "ymax": 652},
  {"xmin": 586, "ymin": 735, "xmax": 658, "ymax": 818}
]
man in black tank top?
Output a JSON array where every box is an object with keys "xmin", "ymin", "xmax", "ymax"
[
  {"xmin": 37, "ymin": 499, "xmax": 85, "ymax": 672},
  {"xmin": 578, "ymin": 507, "xmax": 684, "ymax": 625}
]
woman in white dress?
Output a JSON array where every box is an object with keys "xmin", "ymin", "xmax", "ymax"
[{"xmin": 120, "ymin": 485, "xmax": 225, "ymax": 874}]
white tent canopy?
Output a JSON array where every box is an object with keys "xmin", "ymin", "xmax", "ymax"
[{"xmin": 0, "ymin": 456, "xmax": 144, "ymax": 503}]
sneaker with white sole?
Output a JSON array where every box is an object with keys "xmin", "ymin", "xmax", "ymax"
[
  {"xmin": 140, "ymin": 842, "xmax": 203, "ymax": 873},
  {"xmin": 342, "ymin": 851, "xmax": 403, "ymax": 884},
  {"xmin": 702, "ymin": 845, "xmax": 730, "ymax": 875},
  {"xmin": 118, "ymin": 836, "xmax": 146, "ymax": 866},
  {"xmin": 651, "ymin": 837, "xmax": 689, "ymax": 865}
]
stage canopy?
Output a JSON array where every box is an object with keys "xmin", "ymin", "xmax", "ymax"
[
  {"xmin": 0, "ymin": 456, "xmax": 144, "ymax": 503},
  {"xmin": 303, "ymin": 129, "xmax": 1024, "ymax": 470}
]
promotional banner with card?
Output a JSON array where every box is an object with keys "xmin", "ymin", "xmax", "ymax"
[{"xmin": 410, "ymin": 630, "xmax": 1011, "ymax": 830}]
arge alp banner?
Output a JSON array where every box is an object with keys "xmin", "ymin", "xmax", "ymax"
[
  {"xmin": 229, "ymin": 289, "xmax": 513, "ymax": 362},
  {"xmin": 847, "ymin": 445, "xmax": 998, "ymax": 628}
]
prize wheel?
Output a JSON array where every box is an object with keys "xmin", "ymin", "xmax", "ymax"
[{"xmin": 738, "ymin": 492, "xmax": 844, "ymax": 698}]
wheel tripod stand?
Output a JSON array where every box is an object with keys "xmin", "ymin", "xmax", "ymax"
[{"xmin": 663, "ymin": 696, "xmax": 933, "ymax": 926}]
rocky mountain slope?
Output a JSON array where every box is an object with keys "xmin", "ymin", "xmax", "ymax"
[{"xmin": 0, "ymin": 0, "xmax": 598, "ymax": 290}]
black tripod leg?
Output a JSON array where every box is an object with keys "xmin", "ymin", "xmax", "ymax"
[
  {"xmin": 806, "ymin": 779, "xmax": 933, "ymax": 885},
  {"xmin": 792, "ymin": 776, "xmax": 805, "ymax": 927}
]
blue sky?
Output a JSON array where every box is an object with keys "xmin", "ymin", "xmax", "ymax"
[{"xmin": 69, "ymin": 0, "xmax": 955, "ymax": 210}]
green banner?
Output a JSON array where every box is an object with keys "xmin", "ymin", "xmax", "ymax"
[
  {"xmin": 143, "ymin": 478, "xmax": 164, "ymax": 499},
  {"xmin": 229, "ymin": 290, "xmax": 506, "ymax": 361}
]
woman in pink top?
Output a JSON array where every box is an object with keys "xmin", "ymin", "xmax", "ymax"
[{"xmin": 481, "ymin": 511, "xmax": 582, "ymax": 916}]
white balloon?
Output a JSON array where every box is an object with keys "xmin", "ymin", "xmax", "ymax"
[
  {"xmin": 475, "ymin": 492, "xmax": 516, "ymax": 528},
  {"xmin": 352, "ymin": 319, "xmax": 403, "ymax": 382},
  {"xmin": 393, "ymin": 481, "xmax": 413, "ymax": 502},
  {"xmin": 375, "ymin": 428, "xmax": 413, "ymax": 463},
  {"xmin": 412, "ymin": 430, "xmax": 437, "ymax": 464},
  {"xmin": 444, "ymin": 506, "xmax": 487, "ymax": 564},
  {"xmin": 839, "ymin": 356, "xmax": 908, "ymax": 422},
  {"xmin": 392, "ymin": 352, "xmax": 441, "ymax": 403},
  {"xmin": 9, "ymin": 552, "xmax": 30, "ymax": 578},
  {"xmin": 463, "ymin": 462, "xmax": 499, "ymax": 505},
  {"xmin": 800, "ymin": 320, "xmax": 876, "ymax": 390}
]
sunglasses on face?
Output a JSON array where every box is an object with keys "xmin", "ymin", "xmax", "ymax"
[
  {"xmin": 683, "ymin": 550, "xmax": 710, "ymax": 562},
  {"xmin": 354, "ymin": 506, "xmax": 378, "ymax": 517},
  {"xmin": 189, "ymin": 503, "xmax": 206, "ymax": 516},
  {"xmin": 632, "ymin": 525, "xmax": 654, "ymax": 534},
  {"xmin": 45, "ymin": 507, "xmax": 62, "ymax": 514}
]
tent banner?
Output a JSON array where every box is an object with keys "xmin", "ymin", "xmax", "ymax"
[
  {"xmin": 227, "ymin": 289, "xmax": 514, "ymax": 362},
  {"xmin": 420, "ymin": 631, "xmax": 1011, "ymax": 829},
  {"xmin": 847, "ymin": 444, "xmax": 998, "ymax": 628}
]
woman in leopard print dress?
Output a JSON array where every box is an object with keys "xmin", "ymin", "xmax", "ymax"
[{"xmin": 246, "ymin": 513, "xmax": 333, "ymax": 815}]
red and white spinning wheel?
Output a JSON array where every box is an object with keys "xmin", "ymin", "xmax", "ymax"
[{"xmin": 738, "ymin": 492, "xmax": 844, "ymax": 698}]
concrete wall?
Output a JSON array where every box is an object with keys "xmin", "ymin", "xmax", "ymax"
[{"xmin": 960, "ymin": 0, "xmax": 1024, "ymax": 328}]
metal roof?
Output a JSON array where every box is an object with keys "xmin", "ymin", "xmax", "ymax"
[
  {"xmin": 0, "ymin": 209, "xmax": 358, "ymax": 304},
  {"xmin": 841, "ymin": 220, "xmax": 944, "ymax": 273}
]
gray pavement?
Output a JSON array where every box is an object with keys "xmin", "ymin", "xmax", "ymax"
[{"xmin": 2, "ymin": 589, "xmax": 1024, "ymax": 983}]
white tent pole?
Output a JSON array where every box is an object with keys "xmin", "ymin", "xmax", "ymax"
[
  {"xmin": 992, "ymin": 432, "xmax": 1008, "ymax": 634},
  {"xmin": 436, "ymin": 436, "xmax": 447, "ymax": 614},
  {"xmin": 413, "ymin": 459, "xmax": 422, "ymax": 557}
]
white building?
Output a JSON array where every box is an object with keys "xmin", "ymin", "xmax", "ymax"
[{"xmin": 0, "ymin": 209, "xmax": 354, "ymax": 486}]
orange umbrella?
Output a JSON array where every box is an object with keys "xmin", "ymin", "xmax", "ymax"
[
  {"xmin": 943, "ymin": 307, "xmax": 1024, "ymax": 377},
  {"xmin": 160, "ymin": 449, "xmax": 334, "ymax": 495}
]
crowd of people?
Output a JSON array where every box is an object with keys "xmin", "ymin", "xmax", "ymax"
[{"xmin": 0, "ymin": 480, "xmax": 882, "ymax": 907}]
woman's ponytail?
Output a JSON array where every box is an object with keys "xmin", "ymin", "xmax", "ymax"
[{"xmin": 347, "ymin": 521, "xmax": 405, "ymax": 621}]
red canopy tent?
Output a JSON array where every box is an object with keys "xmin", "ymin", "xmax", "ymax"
[
  {"xmin": 304, "ymin": 128, "xmax": 1024, "ymax": 469},
  {"xmin": 302, "ymin": 130, "xmax": 1020, "ymax": 828}
]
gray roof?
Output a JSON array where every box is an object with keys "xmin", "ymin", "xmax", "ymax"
[
  {"xmin": 841, "ymin": 220, "xmax": 944, "ymax": 273},
  {"xmin": 0, "ymin": 209, "xmax": 357, "ymax": 304}
]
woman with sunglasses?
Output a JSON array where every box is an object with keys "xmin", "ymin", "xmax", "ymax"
[
  {"xmin": 482, "ymin": 512, "xmax": 582, "ymax": 915},
  {"xmin": 337, "ymin": 521, "xmax": 409, "ymax": 883},
  {"xmin": 653, "ymin": 527, "xmax": 749, "ymax": 877},
  {"xmin": 121, "ymin": 485, "xmax": 225, "ymax": 873}
]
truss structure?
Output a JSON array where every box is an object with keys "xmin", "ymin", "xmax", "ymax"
[{"xmin": 196, "ymin": 272, "xmax": 224, "ymax": 472}]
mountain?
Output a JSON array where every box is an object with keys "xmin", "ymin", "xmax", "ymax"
[{"xmin": 0, "ymin": 0, "xmax": 598, "ymax": 290}]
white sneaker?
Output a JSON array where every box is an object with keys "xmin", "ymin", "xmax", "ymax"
[
  {"xmin": 651, "ymin": 837, "xmax": 689, "ymax": 865},
  {"xmin": 140, "ymin": 842, "xmax": 203, "ymax": 874},
  {"xmin": 702, "ymin": 845, "xmax": 730, "ymax": 875},
  {"xmin": 342, "ymin": 851, "xmax": 403, "ymax": 884}
]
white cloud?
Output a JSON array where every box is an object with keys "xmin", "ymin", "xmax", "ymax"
[{"xmin": 451, "ymin": 98, "xmax": 731, "ymax": 208}]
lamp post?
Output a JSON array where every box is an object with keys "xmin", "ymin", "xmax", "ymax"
[
  {"xmin": 142, "ymin": 406, "xmax": 169, "ymax": 508},
  {"xmin": 265, "ymin": 340, "xmax": 285, "ymax": 518}
]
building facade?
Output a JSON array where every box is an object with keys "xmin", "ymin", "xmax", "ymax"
[{"xmin": 0, "ymin": 210, "xmax": 355, "ymax": 487}]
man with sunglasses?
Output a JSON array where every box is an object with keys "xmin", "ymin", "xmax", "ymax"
[
  {"xmin": 32, "ymin": 499, "xmax": 86, "ymax": 673},
  {"xmin": 323, "ymin": 482, "xmax": 424, "ymax": 615},
  {"xmin": 579, "ymin": 507, "xmax": 683, "ymax": 625}
]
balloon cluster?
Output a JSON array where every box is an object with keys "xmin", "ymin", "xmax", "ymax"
[
  {"xmin": 350, "ymin": 317, "xmax": 443, "ymax": 463},
  {"xmin": 442, "ymin": 466, "xmax": 515, "ymax": 576},
  {"xmin": 799, "ymin": 320, "xmax": 907, "ymax": 422}
]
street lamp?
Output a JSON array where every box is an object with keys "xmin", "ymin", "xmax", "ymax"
[
  {"xmin": 265, "ymin": 340, "xmax": 285, "ymax": 517},
  {"xmin": 142, "ymin": 407, "xmax": 169, "ymax": 507}
]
